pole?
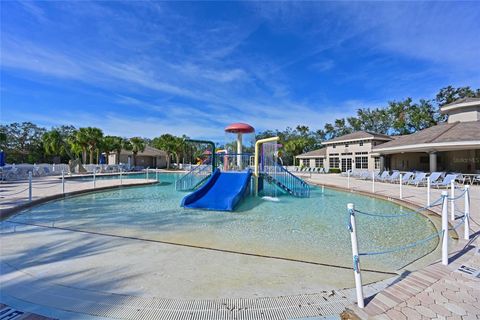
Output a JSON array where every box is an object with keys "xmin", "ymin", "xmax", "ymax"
[
  {"xmin": 28, "ymin": 171, "xmax": 32, "ymax": 202},
  {"xmin": 450, "ymin": 180, "xmax": 455, "ymax": 221},
  {"xmin": 62, "ymin": 170, "xmax": 65, "ymax": 194},
  {"xmin": 348, "ymin": 203, "xmax": 364, "ymax": 308},
  {"xmin": 372, "ymin": 171, "xmax": 375, "ymax": 193},
  {"xmin": 93, "ymin": 169, "xmax": 96, "ymax": 188},
  {"xmin": 146, "ymin": 168, "xmax": 149, "ymax": 180},
  {"xmin": 120, "ymin": 170, "xmax": 123, "ymax": 185},
  {"xmin": 427, "ymin": 177, "xmax": 431, "ymax": 206},
  {"xmin": 399, "ymin": 173, "xmax": 403, "ymax": 199},
  {"xmin": 347, "ymin": 170, "xmax": 350, "ymax": 189},
  {"xmin": 464, "ymin": 185, "xmax": 470, "ymax": 240},
  {"xmin": 322, "ymin": 185, "xmax": 324, "ymax": 194},
  {"xmin": 441, "ymin": 191, "xmax": 448, "ymax": 266},
  {"xmin": 156, "ymin": 170, "xmax": 158, "ymax": 181}
]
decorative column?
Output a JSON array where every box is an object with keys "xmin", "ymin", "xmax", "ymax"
[
  {"xmin": 429, "ymin": 152, "xmax": 437, "ymax": 173},
  {"xmin": 379, "ymin": 155, "xmax": 385, "ymax": 172}
]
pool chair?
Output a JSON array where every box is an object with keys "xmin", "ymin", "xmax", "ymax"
[
  {"xmin": 408, "ymin": 172, "xmax": 427, "ymax": 186},
  {"xmin": 378, "ymin": 171, "xmax": 394, "ymax": 182},
  {"xmin": 432, "ymin": 174, "xmax": 459, "ymax": 188},
  {"xmin": 427, "ymin": 172, "xmax": 445, "ymax": 185},
  {"xmin": 473, "ymin": 174, "xmax": 480, "ymax": 185},
  {"xmin": 384, "ymin": 171, "xmax": 400, "ymax": 183},
  {"xmin": 396, "ymin": 172, "xmax": 414, "ymax": 184}
]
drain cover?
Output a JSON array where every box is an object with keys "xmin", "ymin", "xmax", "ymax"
[{"xmin": 456, "ymin": 265, "xmax": 480, "ymax": 277}]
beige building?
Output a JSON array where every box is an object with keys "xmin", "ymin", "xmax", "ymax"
[
  {"xmin": 297, "ymin": 97, "xmax": 480, "ymax": 174},
  {"xmin": 297, "ymin": 131, "xmax": 392, "ymax": 172},
  {"xmin": 373, "ymin": 98, "xmax": 480, "ymax": 173},
  {"xmin": 108, "ymin": 146, "xmax": 168, "ymax": 169}
]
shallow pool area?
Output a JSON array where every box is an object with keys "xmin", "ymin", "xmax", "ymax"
[{"xmin": 8, "ymin": 173, "xmax": 440, "ymax": 275}]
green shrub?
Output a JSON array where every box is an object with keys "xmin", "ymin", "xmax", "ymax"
[{"xmin": 329, "ymin": 168, "xmax": 341, "ymax": 173}]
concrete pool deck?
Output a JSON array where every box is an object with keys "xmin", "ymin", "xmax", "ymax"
[{"xmin": 0, "ymin": 172, "xmax": 479, "ymax": 319}]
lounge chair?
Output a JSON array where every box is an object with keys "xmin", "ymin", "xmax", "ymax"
[
  {"xmin": 432, "ymin": 174, "xmax": 459, "ymax": 188},
  {"xmin": 428, "ymin": 172, "xmax": 444, "ymax": 184},
  {"xmin": 408, "ymin": 172, "xmax": 427, "ymax": 187},
  {"xmin": 397, "ymin": 172, "xmax": 414, "ymax": 184},
  {"xmin": 473, "ymin": 174, "xmax": 480, "ymax": 185},
  {"xmin": 384, "ymin": 171, "xmax": 400, "ymax": 183}
]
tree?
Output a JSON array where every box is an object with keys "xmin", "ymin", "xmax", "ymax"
[
  {"xmin": 0, "ymin": 122, "xmax": 46, "ymax": 163},
  {"xmin": 152, "ymin": 134, "xmax": 178, "ymax": 169},
  {"xmin": 101, "ymin": 136, "xmax": 124, "ymax": 164},
  {"xmin": 83, "ymin": 127, "xmax": 103, "ymax": 164},
  {"xmin": 435, "ymin": 86, "xmax": 480, "ymax": 107},
  {"xmin": 74, "ymin": 128, "xmax": 90, "ymax": 164},
  {"xmin": 129, "ymin": 137, "xmax": 145, "ymax": 167}
]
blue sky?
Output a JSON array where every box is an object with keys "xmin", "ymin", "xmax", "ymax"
[{"xmin": 1, "ymin": 1, "xmax": 479, "ymax": 141}]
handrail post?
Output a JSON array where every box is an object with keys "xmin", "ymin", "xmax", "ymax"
[
  {"xmin": 254, "ymin": 136, "xmax": 280, "ymax": 196},
  {"xmin": 464, "ymin": 185, "xmax": 470, "ymax": 240},
  {"xmin": 61, "ymin": 170, "xmax": 65, "ymax": 195},
  {"xmin": 120, "ymin": 169, "xmax": 123, "ymax": 185},
  {"xmin": 156, "ymin": 169, "xmax": 158, "ymax": 181},
  {"xmin": 348, "ymin": 203, "xmax": 364, "ymax": 308},
  {"xmin": 347, "ymin": 170, "xmax": 350, "ymax": 189},
  {"xmin": 28, "ymin": 171, "xmax": 32, "ymax": 202},
  {"xmin": 427, "ymin": 177, "xmax": 431, "ymax": 206},
  {"xmin": 93, "ymin": 169, "xmax": 96, "ymax": 188},
  {"xmin": 441, "ymin": 191, "xmax": 449, "ymax": 266},
  {"xmin": 146, "ymin": 168, "xmax": 149, "ymax": 180},
  {"xmin": 450, "ymin": 180, "xmax": 455, "ymax": 221},
  {"xmin": 372, "ymin": 171, "xmax": 375, "ymax": 193},
  {"xmin": 399, "ymin": 173, "xmax": 403, "ymax": 199}
]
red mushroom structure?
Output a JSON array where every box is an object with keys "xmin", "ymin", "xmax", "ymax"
[{"xmin": 225, "ymin": 123, "xmax": 255, "ymax": 168}]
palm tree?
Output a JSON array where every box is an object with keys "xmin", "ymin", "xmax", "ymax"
[
  {"xmin": 75, "ymin": 128, "xmax": 90, "ymax": 164},
  {"xmin": 152, "ymin": 134, "xmax": 176, "ymax": 169},
  {"xmin": 82, "ymin": 127, "xmax": 103, "ymax": 164},
  {"xmin": 129, "ymin": 137, "xmax": 145, "ymax": 167},
  {"xmin": 42, "ymin": 130, "xmax": 63, "ymax": 161},
  {"xmin": 102, "ymin": 136, "xmax": 123, "ymax": 164}
]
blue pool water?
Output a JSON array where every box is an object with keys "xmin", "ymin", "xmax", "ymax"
[{"xmin": 10, "ymin": 173, "xmax": 439, "ymax": 272}]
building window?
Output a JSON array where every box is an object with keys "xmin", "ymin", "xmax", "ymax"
[
  {"xmin": 355, "ymin": 151, "xmax": 368, "ymax": 155},
  {"xmin": 345, "ymin": 143, "xmax": 349, "ymax": 147},
  {"xmin": 315, "ymin": 158, "xmax": 323, "ymax": 167},
  {"xmin": 329, "ymin": 157, "xmax": 340, "ymax": 169},
  {"xmin": 355, "ymin": 156, "xmax": 368, "ymax": 169},
  {"xmin": 332, "ymin": 144, "xmax": 336, "ymax": 149},
  {"xmin": 359, "ymin": 141, "xmax": 363, "ymax": 146},
  {"xmin": 374, "ymin": 157, "xmax": 380, "ymax": 169}
]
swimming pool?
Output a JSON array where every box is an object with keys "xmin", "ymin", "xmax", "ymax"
[{"xmin": 8, "ymin": 173, "xmax": 441, "ymax": 277}]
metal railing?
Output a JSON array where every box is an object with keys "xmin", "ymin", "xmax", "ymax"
[
  {"xmin": 262, "ymin": 163, "xmax": 310, "ymax": 197},
  {"xmin": 175, "ymin": 163, "xmax": 212, "ymax": 191},
  {"xmin": 217, "ymin": 153, "xmax": 253, "ymax": 172}
]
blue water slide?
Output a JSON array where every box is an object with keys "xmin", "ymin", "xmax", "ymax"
[{"xmin": 181, "ymin": 169, "xmax": 252, "ymax": 211}]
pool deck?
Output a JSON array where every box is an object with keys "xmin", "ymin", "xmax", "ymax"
[
  {"xmin": 301, "ymin": 173, "xmax": 480, "ymax": 319},
  {"xmin": 0, "ymin": 172, "xmax": 479, "ymax": 319}
]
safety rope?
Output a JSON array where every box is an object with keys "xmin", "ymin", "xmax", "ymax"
[
  {"xmin": 358, "ymin": 230, "xmax": 442, "ymax": 257},
  {"xmin": 0, "ymin": 187, "xmax": 30, "ymax": 197},
  {"xmin": 353, "ymin": 196, "xmax": 444, "ymax": 219},
  {"xmin": 447, "ymin": 189, "xmax": 467, "ymax": 201}
]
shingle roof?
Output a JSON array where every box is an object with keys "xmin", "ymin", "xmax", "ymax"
[
  {"xmin": 296, "ymin": 148, "xmax": 326, "ymax": 158},
  {"xmin": 373, "ymin": 121, "xmax": 480, "ymax": 150},
  {"xmin": 324, "ymin": 131, "xmax": 392, "ymax": 144}
]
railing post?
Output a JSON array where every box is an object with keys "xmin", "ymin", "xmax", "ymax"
[
  {"xmin": 156, "ymin": 170, "xmax": 158, "ymax": 181},
  {"xmin": 28, "ymin": 171, "xmax": 32, "ymax": 202},
  {"xmin": 464, "ymin": 185, "xmax": 470, "ymax": 240},
  {"xmin": 348, "ymin": 203, "xmax": 364, "ymax": 308},
  {"xmin": 146, "ymin": 168, "xmax": 149, "ymax": 180},
  {"xmin": 399, "ymin": 173, "xmax": 403, "ymax": 199},
  {"xmin": 427, "ymin": 177, "xmax": 431, "ymax": 206},
  {"xmin": 120, "ymin": 170, "xmax": 123, "ymax": 185},
  {"xmin": 372, "ymin": 171, "xmax": 375, "ymax": 193},
  {"xmin": 93, "ymin": 169, "xmax": 96, "ymax": 188},
  {"xmin": 347, "ymin": 170, "xmax": 350, "ymax": 189},
  {"xmin": 450, "ymin": 180, "xmax": 455, "ymax": 221},
  {"xmin": 441, "ymin": 191, "xmax": 449, "ymax": 266},
  {"xmin": 61, "ymin": 170, "xmax": 65, "ymax": 195},
  {"xmin": 322, "ymin": 185, "xmax": 324, "ymax": 194}
]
